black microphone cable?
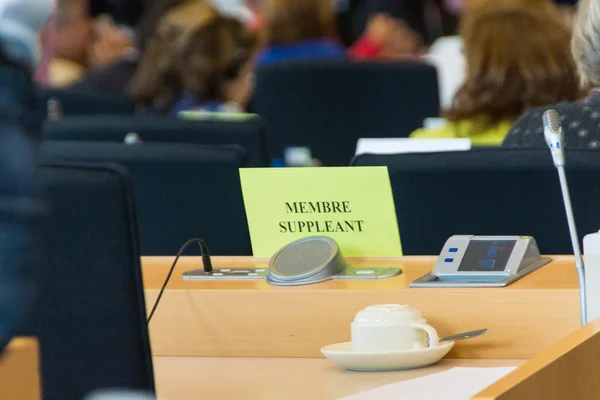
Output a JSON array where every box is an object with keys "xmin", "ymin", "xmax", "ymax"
[{"xmin": 146, "ymin": 238, "xmax": 213, "ymax": 325}]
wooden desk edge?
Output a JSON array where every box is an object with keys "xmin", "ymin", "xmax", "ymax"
[
  {"xmin": 5, "ymin": 337, "xmax": 38, "ymax": 351},
  {"xmin": 472, "ymin": 317, "xmax": 600, "ymax": 399},
  {"xmin": 143, "ymin": 255, "xmax": 576, "ymax": 262},
  {"xmin": 0, "ymin": 337, "xmax": 41, "ymax": 400}
]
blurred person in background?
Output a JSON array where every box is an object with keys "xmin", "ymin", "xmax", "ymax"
[
  {"xmin": 503, "ymin": 0, "xmax": 600, "ymax": 149},
  {"xmin": 245, "ymin": 0, "xmax": 265, "ymax": 29},
  {"xmin": 333, "ymin": 0, "xmax": 460, "ymax": 45},
  {"xmin": 34, "ymin": 10, "xmax": 55, "ymax": 86},
  {"xmin": 426, "ymin": 0, "xmax": 567, "ymax": 110},
  {"xmin": 69, "ymin": 0, "xmax": 264, "ymax": 95},
  {"xmin": 87, "ymin": 14, "xmax": 136, "ymax": 71},
  {"xmin": 88, "ymin": 0, "xmax": 147, "ymax": 27},
  {"xmin": 210, "ymin": 0, "xmax": 265, "ymax": 29},
  {"xmin": 130, "ymin": 2, "xmax": 260, "ymax": 115},
  {"xmin": 256, "ymin": 0, "xmax": 421, "ymax": 65},
  {"xmin": 0, "ymin": 0, "xmax": 52, "ymax": 351},
  {"xmin": 168, "ymin": 15, "xmax": 258, "ymax": 115},
  {"xmin": 36, "ymin": 0, "xmax": 145, "ymax": 88},
  {"xmin": 410, "ymin": 6, "xmax": 580, "ymax": 146},
  {"xmin": 67, "ymin": 0, "xmax": 194, "ymax": 94},
  {"xmin": 353, "ymin": 13, "xmax": 423, "ymax": 60},
  {"xmin": 46, "ymin": 0, "xmax": 94, "ymax": 87}
]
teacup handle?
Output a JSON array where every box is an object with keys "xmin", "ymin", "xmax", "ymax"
[{"xmin": 411, "ymin": 323, "xmax": 439, "ymax": 348}]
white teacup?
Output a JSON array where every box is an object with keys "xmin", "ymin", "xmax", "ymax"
[{"xmin": 351, "ymin": 304, "xmax": 439, "ymax": 353}]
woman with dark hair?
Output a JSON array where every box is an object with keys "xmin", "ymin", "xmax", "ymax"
[
  {"xmin": 129, "ymin": 1, "xmax": 257, "ymax": 115},
  {"xmin": 410, "ymin": 6, "xmax": 580, "ymax": 146}
]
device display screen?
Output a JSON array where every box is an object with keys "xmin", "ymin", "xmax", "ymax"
[{"xmin": 458, "ymin": 240, "xmax": 516, "ymax": 272}]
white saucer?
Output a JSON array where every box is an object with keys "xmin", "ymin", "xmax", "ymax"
[{"xmin": 321, "ymin": 341, "xmax": 454, "ymax": 372}]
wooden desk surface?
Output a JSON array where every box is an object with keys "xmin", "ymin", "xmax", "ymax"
[
  {"xmin": 143, "ymin": 256, "xmax": 580, "ymax": 359},
  {"xmin": 473, "ymin": 315, "xmax": 600, "ymax": 400},
  {"xmin": 153, "ymin": 356, "xmax": 521, "ymax": 400}
]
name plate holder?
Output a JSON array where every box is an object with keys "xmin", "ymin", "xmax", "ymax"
[{"xmin": 410, "ymin": 235, "xmax": 551, "ymax": 288}]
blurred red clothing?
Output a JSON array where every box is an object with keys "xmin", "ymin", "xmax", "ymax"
[{"xmin": 348, "ymin": 35, "xmax": 383, "ymax": 59}]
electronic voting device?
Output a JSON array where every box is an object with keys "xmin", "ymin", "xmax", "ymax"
[{"xmin": 410, "ymin": 235, "xmax": 551, "ymax": 288}]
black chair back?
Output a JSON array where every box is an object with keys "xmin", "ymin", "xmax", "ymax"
[
  {"xmin": 40, "ymin": 142, "xmax": 251, "ymax": 255},
  {"xmin": 36, "ymin": 88, "xmax": 135, "ymax": 116},
  {"xmin": 23, "ymin": 163, "xmax": 154, "ymax": 400},
  {"xmin": 352, "ymin": 148, "xmax": 600, "ymax": 255},
  {"xmin": 43, "ymin": 115, "xmax": 269, "ymax": 166},
  {"xmin": 254, "ymin": 60, "xmax": 439, "ymax": 166}
]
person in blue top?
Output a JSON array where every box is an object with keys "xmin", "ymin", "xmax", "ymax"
[
  {"xmin": 256, "ymin": 38, "xmax": 346, "ymax": 65},
  {"xmin": 255, "ymin": 0, "xmax": 343, "ymax": 65},
  {"xmin": 255, "ymin": 0, "xmax": 422, "ymax": 66},
  {"xmin": 129, "ymin": 2, "xmax": 258, "ymax": 116}
]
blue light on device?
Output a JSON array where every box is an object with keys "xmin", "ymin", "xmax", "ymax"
[
  {"xmin": 444, "ymin": 258, "xmax": 454, "ymax": 263},
  {"xmin": 487, "ymin": 245, "xmax": 499, "ymax": 258},
  {"xmin": 449, "ymin": 248, "xmax": 458, "ymax": 253}
]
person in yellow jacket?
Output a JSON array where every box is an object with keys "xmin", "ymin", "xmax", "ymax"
[
  {"xmin": 410, "ymin": 5, "xmax": 581, "ymax": 146},
  {"xmin": 411, "ymin": 118, "xmax": 513, "ymax": 146}
]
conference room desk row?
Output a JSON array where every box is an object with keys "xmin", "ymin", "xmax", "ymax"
[{"xmin": 144, "ymin": 256, "xmax": 600, "ymax": 399}]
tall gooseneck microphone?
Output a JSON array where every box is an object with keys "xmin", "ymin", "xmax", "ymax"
[{"xmin": 543, "ymin": 109, "xmax": 587, "ymax": 326}]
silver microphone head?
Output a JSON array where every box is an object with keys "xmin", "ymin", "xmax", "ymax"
[
  {"xmin": 542, "ymin": 109, "xmax": 565, "ymax": 166},
  {"xmin": 543, "ymin": 109, "xmax": 564, "ymax": 147},
  {"xmin": 543, "ymin": 109, "xmax": 561, "ymax": 132}
]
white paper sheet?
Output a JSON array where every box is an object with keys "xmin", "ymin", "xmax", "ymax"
[
  {"xmin": 355, "ymin": 138, "xmax": 472, "ymax": 156},
  {"xmin": 423, "ymin": 118, "xmax": 449, "ymax": 129},
  {"xmin": 338, "ymin": 367, "xmax": 517, "ymax": 400}
]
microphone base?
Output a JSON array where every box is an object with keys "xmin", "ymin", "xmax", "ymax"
[
  {"xmin": 182, "ymin": 266, "xmax": 402, "ymax": 284},
  {"xmin": 182, "ymin": 267, "xmax": 269, "ymax": 280}
]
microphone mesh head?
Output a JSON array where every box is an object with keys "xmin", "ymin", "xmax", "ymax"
[
  {"xmin": 543, "ymin": 110, "xmax": 561, "ymax": 132},
  {"xmin": 272, "ymin": 239, "xmax": 334, "ymax": 276},
  {"xmin": 268, "ymin": 236, "xmax": 347, "ymax": 285}
]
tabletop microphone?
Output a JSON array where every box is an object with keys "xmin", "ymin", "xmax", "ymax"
[
  {"xmin": 543, "ymin": 109, "xmax": 587, "ymax": 325},
  {"xmin": 543, "ymin": 109, "xmax": 565, "ymax": 167}
]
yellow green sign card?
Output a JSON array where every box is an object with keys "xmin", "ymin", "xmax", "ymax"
[{"xmin": 239, "ymin": 167, "xmax": 402, "ymax": 257}]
